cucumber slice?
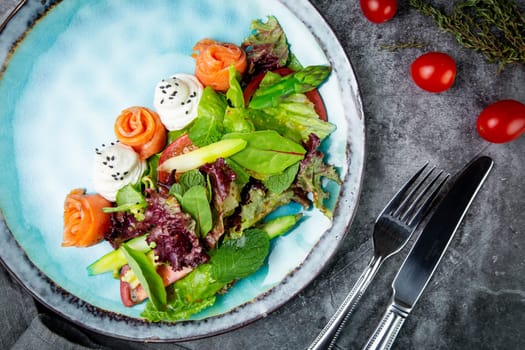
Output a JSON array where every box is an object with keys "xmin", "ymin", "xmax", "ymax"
[
  {"xmin": 87, "ymin": 235, "xmax": 150, "ymax": 276},
  {"xmin": 158, "ymin": 138, "xmax": 247, "ymax": 173}
]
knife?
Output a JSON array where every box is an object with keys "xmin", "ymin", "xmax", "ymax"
[{"xmin": 362, "ymin": 155, "xmax": 494, "ymax": 350}]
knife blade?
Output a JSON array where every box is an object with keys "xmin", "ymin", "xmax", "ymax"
[{"xmin": 362, "ymin": 155, "xmax": 494, "ymax": 350}]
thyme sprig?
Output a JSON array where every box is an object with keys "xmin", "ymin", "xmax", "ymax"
[
  {"xmin": 409, "ymin": 0, "xmax": 525, "ymax": 70},
  {"xmin": 380, "ymin": 40, "xmax": 428, "ymax": 52}
]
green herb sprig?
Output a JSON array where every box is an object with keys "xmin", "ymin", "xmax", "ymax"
[
  {"xmin": 379, "ymin": 40, "xmax": 428, "ymax": 52},
  {"xmin": 409, "ymin": 0, "xmax": 525, "ymax": 70}
]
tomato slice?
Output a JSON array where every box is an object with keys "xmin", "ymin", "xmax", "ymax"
[
  {"xmin": 243, "ymin": 67, "xmax": 328, "ymax": 121},
  {"xmin": 119, "ymin": 265, "xmax": 137, "ymax": 307},
  {"xmin": 157, "ymin": 133, "xmax": 197, "ymax": 183}
]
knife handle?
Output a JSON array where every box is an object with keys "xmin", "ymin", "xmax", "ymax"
[
  {"xmin": 362, "ymin": 301, "xmax": 409, "ymax": 350},
  {"xmin": 308, "ymin": 255, "xmax": 383, "ymax": 350}
]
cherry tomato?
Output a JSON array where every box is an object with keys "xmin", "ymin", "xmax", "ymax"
[
  {"xmin": 119, "ymin": 265, "xmax": 135, "ymax": 307},
  {"xmin": 243, "ymin": 67, "xmax": 328, "ymax": 121},
  {"xmin": 476, "ymin": 99, "xmax": 525, "ymax": 144},
  {"xmin": 359, "ymin": 0, "xmax": 398, "ymax": 24},
  {"xmin": 157, "ymin": 134, "xmax": 197, "ymax": 183},
  {"xmin": 410, "ymin": 52, "xmax": 457, "ymax": 93}
]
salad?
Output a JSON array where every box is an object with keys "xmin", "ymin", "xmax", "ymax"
[{"xmin": 61, "ymin": 15, "xmax": 341, "ymax": 322}]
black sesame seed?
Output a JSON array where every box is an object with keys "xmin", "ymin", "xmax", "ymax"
[
  {"xmin": 103, "ymin": 161, "xmax": 107, "ymax": 165},
  {"xmin": 166, "ymin": 84, "xmax": 171, "ymax": 88},
  {"xmin": 109, "ymin": 165, "xmax": 113, "ymax": 169},
  {"xmin": 181, "ymin": 102, "xmax": 185, "ymax": 105},
  {"xmin": 185, "ymin": 110, "xmax": 189, "ymax": 114},
  {"xmin": 162, "ymin": 90, "xmax": 167, "ymax": 94},
  {"xmin": 171, "ymin": 91, "xmax": 177, "ymax": 96},
  {"xmin": 111, "ymin": 155, "xmax": 115, "ymax": 161},
  {"xmin": 160, "ymin": 99, "xmax": 164, "ymax": 104}
]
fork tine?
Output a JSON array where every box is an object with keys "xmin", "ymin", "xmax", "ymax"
[
  {"xmin": 379, "ymin": 162, "xmax": 429, "ymax": 218},
  {"xmin": 391, "ymin": 166, "xmax": 437, "ymax": 218},
  {"xmin": 404, "ymin": 171, "xmax": 449, "ymax": 226},
  {"xmin": 398, "ymin": 169, "xmax": 444, "ymax": 221}
]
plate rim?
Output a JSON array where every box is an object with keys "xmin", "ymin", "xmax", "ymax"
[{"xmin": 0, "ymin": 0, "xmax": 366, "ymax": 341}]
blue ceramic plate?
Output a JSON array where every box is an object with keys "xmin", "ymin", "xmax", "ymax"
[{"xmin": 0, "ymin": 0, "xmax": 364, "ymax": 341}]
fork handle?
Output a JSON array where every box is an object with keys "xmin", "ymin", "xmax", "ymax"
[
  {"xmin": 308, "ymin": 255, "xmax": 383, "ymax": 350},
  {"xmin": 362, "ymin": 301, "xmax": 409, "ymax": 350}
]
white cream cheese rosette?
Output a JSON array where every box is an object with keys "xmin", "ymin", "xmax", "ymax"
[
  {"xmin": 153, "ymin": 74, "xmax": 203, "ymax": 131},
  {"xmin": 93, "ymin": 142, "xmax": 146, "ymax": 201}
]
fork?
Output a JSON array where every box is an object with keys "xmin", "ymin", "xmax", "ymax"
[{"xmin": 308, "ymin": 163, "xmax": 449, "ymax": 350}]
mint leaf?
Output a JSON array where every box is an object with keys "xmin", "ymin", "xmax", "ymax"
[
  {"xmin": 173, "ymin": 264, "xmax": 224, "ymax": 303},
  {"xmin": 142, "ymin": 295, "xmax": 216, "ymax": 322},
  {"xmin": 211, "ymin": 229, "xmax": 270, "ymax": 283},
  {"xmin": 263, "ymin": 162, "xmax": 300, "ymax": 194},
  {"xmin": 179, "ymin": 169, "xmax": 207, "ymax": 189}
]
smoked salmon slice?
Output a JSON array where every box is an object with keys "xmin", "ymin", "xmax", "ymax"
[
  {"xmin": 192, "ymin": 38, "xmax": 247, "ymax": 92},
  {"xmin": 62, "ymin": 188, "xmax": 112, "ymax": 247},
  {"xmin": 114, "ymin": 106, "xmax": 167, "ymax": 160}
]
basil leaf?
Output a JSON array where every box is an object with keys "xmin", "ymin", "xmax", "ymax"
[
  {"xmin": 223, "ymin": 130, "xmax": 305, "ymax": 175},
  {"xmin": 121, "ymin": 244, "xmax": 166, "ymax": 310}
]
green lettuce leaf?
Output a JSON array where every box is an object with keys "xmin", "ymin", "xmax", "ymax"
[
  {"xmin": 250, "ymin": 93, "xmax": 336, "ymax": 143},
  {"xmin": 189, "ymin": 87, "xmax": 227, "ymax": 147},
  {"xmin": 141, "ymin": 229, "xmax": 270, "ymax": 322}
]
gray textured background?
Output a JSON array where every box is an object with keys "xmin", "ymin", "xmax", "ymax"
[{"xmin": 1, "ymin": 0, "xmax": 524, "ymax": 349}]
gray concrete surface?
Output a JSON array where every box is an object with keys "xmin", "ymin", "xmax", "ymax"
[{"xmin": 1, "ymin": 0, "xmax": 524, "ymax": 349}]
